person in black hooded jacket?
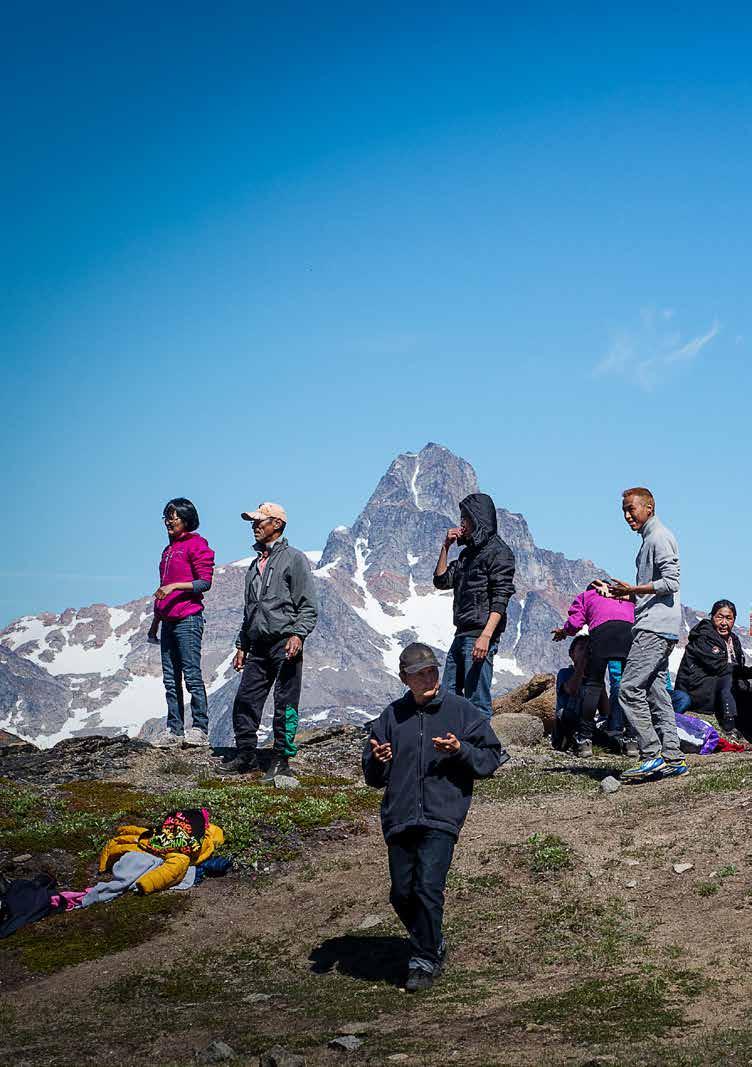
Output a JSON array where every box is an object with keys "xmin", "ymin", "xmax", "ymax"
[
  {"xmin": 673, "ymin": 599, "xmax": 752, "ymax": 738},
  {"xmin": 433, "ymin": 492, "xmax": 516, "ymax": 719}
]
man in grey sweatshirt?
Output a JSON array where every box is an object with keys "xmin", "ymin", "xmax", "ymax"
[{"xmin": 608, "ymin": 488, "xmax": 689, "ymax": 781}]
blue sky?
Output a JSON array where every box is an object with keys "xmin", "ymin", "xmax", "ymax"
[{"xmin": 2, "ymin": 4, "xmax": 751, "ymax": 627}]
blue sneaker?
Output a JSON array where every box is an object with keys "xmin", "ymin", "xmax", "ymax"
[
  {"xmin": 621, "ymin": 756, "xmax": 666, "ymax": 781},
  {"xmin": 662, "ymin": 759, "xmax": 690, "ymax": 778}
]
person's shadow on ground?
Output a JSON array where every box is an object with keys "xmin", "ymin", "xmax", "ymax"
[{"xmin": 309, "ymin": 935, "xmax": 409, "ymax": 986}]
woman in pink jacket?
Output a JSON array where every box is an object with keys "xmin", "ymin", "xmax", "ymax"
[
  {"xmin": 552, "ymin": 581, "xmax": 637, "ymax": 756},
  {"xmin": 149, "ymin": 498, "xmax": 215, "ymax": 747}
]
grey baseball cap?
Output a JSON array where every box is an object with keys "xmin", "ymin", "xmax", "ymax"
[{"xmin": 399, "ymin": 642, "xmax": 441, "ymax": 675}]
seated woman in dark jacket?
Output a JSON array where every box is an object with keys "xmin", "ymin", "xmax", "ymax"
[{"xmin": 673, "ymin": 600, "xmax": 752, "ymax": 739}]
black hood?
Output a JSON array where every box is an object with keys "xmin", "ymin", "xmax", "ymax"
[{"xmin": 459, "ymin": 493, "xmax": 498, "ymax": 549}]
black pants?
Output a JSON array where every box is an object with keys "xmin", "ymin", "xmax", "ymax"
[
  {"xmin": 579, "ymin": 621, "xmax": 633, "ymax": 741},
  {"xmin": 387, "ymin": 828, "xmax": 455, "ymax": 972},
  {"xmin": 232, "ymin": 638, "xmax": 303, "ymax": 757}
]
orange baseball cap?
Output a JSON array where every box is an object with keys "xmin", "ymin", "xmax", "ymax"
[{"xmin": 241, "ymin": 502, "xmax": 288, "ymax": 523}]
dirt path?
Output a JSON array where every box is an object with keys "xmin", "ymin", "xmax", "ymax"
[{"xmin": 4, "ymin": 753, "xmax": 752, "ymax": 1066}]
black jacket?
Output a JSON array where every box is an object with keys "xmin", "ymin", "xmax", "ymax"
[
  {"xmin": 675, "ymin": 619, "xmax": 751, "ymax": 711},
  {"xmin": 433, "ymin": 493, "xmax": 516, "ymax": 640},
  {"xmin": 235, "ymin": 538, "xmax": 318, "ymax": 651},
  {"xmin": 362, "ymin": 688, "xmax": 507, "ymax": 841}
]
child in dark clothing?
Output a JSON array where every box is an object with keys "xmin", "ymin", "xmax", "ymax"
[{"xmin": 363, "ymin": 642, "xmax": 506, "ymax": 992}]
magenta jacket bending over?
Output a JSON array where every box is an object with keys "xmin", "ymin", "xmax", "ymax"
[
  {"xmin": 562, "ymin": 588, "xmax": 634, "ymax": 636},
  {"xmin": 156, "ymin": 533, "xmax": 215, "ymax": 621}
]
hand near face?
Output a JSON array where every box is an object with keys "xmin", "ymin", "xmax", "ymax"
[
  {"xmin": 432, "ymin": 732, "xmax": 461, "ymax": 754},
  {"xmin": 444, "ymin": 527, "xmax": 461, "ymax": 549},
  {"xmin": 370, "ymin": 738, "xmax": 393, "ymax": 763}
]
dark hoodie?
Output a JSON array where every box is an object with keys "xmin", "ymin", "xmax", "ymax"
[
  {"xmin": 433, "ymin": 493, "xmax": 516, "ymax": 641},
  {"xmin": 675, "ymin": 618, "xmax": 750, "ymax": 711}
]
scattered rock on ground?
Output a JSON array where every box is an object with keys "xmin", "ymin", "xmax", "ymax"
[
  {"xmin": 491, "ymin": 712, "xmax": 544, "ymax": 747},
  {"xmin": 600, "ymin": 775, "xmax": 621, "ymax": 794},
  {"xmin": 673, "ymin": 862, "xmax": 694, "ymax": 874},
  {"xmin": 356, "ymin": 913, "xmax": 385, "ymax": 930},
  {"xmin": 273, "ymin": 775, "xmax": 301, "ymax": 789},
  {"xmin": 387, "ymin": 1057, "xmax": 410, "ymax": 1064},
  {"xmin": 328, "ymin": 1035, "xmax": 363, "ymax": 1052},
  {"xmin": 625, "ymin": 880, "xmax": 637, "ymax": 888},
  {"xmin": 243, "ymin": 992, "xmax": 272, "ymax": 1003},
  {"xmin": 259, "ymin": 1047, "xmax": 306, "ymax": 1067},
  {"xmin": 196, "ymin": 1040, "xmax": 237, "ymax": 1063}
]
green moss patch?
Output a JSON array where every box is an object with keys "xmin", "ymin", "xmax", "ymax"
[{"xmin": 7, "ymin": 892, "xmax": 190, "ymax": 976}]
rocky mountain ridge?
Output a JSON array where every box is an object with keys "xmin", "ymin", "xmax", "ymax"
[{"xmin": 2, "ymin": 443, "xmax": 746, "ymax": 748}]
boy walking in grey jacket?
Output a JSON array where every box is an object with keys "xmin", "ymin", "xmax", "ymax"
[{"xmin": 608, "ymin": 488, "xmax": 689, "ymax": 781}]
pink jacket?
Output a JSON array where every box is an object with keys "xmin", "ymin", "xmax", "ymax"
[
  {"xmin": 563, "ymin": 588, "xmax": 634, "ymax": 636},
  {"xmin": 155, "ymin": 532, "xmax": 215, "ymax": 621}
]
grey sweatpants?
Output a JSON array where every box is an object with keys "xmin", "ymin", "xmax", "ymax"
[{"xmin": 619, "ymin": 630, "xmax": 682, "ymax": 760}]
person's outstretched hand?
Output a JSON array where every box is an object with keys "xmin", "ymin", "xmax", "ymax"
[
  {"xmin": 432, "ymin": 732, "xmax": 461, "ymax": 754},
  {"xmin": 551, "ymin": 627, "xmax": 567, "ymax": 641},
  {"xmin": 369, "ymin": 739, "xmax": 393, "ymax": 763}
]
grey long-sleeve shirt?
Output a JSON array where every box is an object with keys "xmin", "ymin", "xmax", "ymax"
[{"xmin": 633, "ymin": 515, "xmax": 681, "ymax": 639}]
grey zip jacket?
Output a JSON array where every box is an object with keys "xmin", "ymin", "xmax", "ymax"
[
  {"xmin": 235, "ymin": 538, "xmax": 318, "ymax": 650},
  {"xmin": 632, "ymin": 515, "xmax": 681, "ymax": 639}
]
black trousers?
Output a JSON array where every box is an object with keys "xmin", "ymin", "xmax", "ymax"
[
  {"xmin": 580, "ymin": 621, "xmax": 633, "ymax": 740},
  {"xmin": 387, "ymin": 828, "xmax": 455, "ymax": 971},
  {"xmin": 232, "ymin": 638, "xmax": 303, "ymax": 756}
]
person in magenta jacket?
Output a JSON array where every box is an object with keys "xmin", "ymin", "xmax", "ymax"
[
  {"xmin": 149, "ymin": 497, "xmax": 215, "ymax": 747},
  {"xmin": 552, "ymin": 581, "xmax": 637, "ymax": 755}
]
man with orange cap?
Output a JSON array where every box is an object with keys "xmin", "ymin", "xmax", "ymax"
[{"xmin": 225, "ymin": 502, "xmax": 318, "ymax": 778}]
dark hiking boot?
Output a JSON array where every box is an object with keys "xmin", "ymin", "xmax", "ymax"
[
  {"xmin": 405, "ymin": 967, "xmax": 434, "ymax": 993},
  {"xmin": 575, "ymin": 739, "xmax": 593, "ymax": 758},
  {"xmin": 622, "ymin": 738, "xmax": 640, "ymax": 758},
  {"xmin": 262, "ymin": 755, "xmax": 291, "ymax": 782},
  {"xmin": 223, "ymin": 752, "xmax": 260, "ymax": 774}
]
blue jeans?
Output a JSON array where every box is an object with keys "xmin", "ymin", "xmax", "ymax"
[
  {"xmin": 442, "ymin": 635, "xmax": 497, "ymax": 720},
  {"xmin": 671, "ymin": 689, "xmax": 692, "ymax": 716},
  {"xmin": 388, "ymin": 828, "xmax": 455, "ymax": 973},
  {"xmin": 160, "ymin": 612, "xmax": 208, "ymax": 734}
]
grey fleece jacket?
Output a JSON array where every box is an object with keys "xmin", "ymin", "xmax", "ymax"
[
  {"xmin": 632, "ymin": 515, "xmax": 681, "ymax": 639},
  {"xmin": 235, "ymin": 538, "xmax": 318, "ymax": 650}
]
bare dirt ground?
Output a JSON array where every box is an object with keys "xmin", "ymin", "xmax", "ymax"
[{"xmin": 3, "ymin": 746, "xmax": 752, "ymax": 1066}]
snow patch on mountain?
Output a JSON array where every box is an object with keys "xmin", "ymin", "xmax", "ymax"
[{"xmin": 3, "ymin": 606, "xmax": 139, "ymax": 677}]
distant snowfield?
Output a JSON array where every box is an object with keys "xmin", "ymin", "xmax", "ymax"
[
  {"xmin": 39, "ymin": 674, "xmax": 167, "ymax": 748},
  {"xmin": 3, "ymin": 605, "xmax": 140, "ymax": 677}
]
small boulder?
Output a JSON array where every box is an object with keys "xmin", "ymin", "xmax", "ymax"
[
  {"xmin": 328, "ymin": 1036, "xmax": 363, "ymax": 1052},
  {"xmin": 273, "ymin": 775, "xmax": 301, "ymax": 790},
  {"xmin": 356, "ymin": 913, "xmax": 385, "ymax": 931},
  {"xmin": 259, "ymin": 1047, "xmax": 306, "ymax": 1067},
  {"xmin": 599, "ymin": 776, "xmax": 621, "ymax": 795},
  {"xmin": 491, "ymin": 712, "xmax": 544, "ymax": 748},
  {"xmin": 672, "ymin": 862, "xmax": 694, "ymax": 874}
]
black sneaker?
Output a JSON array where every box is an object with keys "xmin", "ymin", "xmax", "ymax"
[
  {"xmin": 405, "ymin": 967, "xmax": 434, "ymax": 993},
  {"xmin": 223, "ymin": 752, "xmax": 260, "ymax": 774}
]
